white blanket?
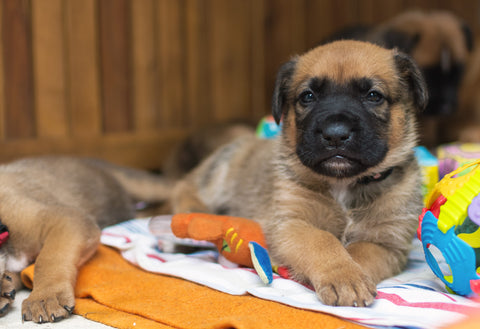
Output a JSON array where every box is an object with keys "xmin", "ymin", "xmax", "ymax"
[{"xmin": 101, "ymin": 217, "xmax": 480, "ymax": 329}]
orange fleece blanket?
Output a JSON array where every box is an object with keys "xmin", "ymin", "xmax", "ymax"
[{"xmin": 21, "ymin": 245, "xmax": 365, "ymax": 329}]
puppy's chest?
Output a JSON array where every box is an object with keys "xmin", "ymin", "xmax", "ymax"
[
  {"xmin": 330, "ymin": 184, "xmax": 356, "ymax": 211},
  {"xmin": 6, "ymin": 252, "xmax": 29, "ymax": 272},
  {"xmin": 0, "ymin": 249, "xmax": 30, "ymax": 273},
  {"xmin": 328, "ymin": 185, "xmax": 367, "ymax": 242}
]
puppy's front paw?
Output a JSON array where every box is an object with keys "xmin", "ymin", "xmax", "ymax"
[
  {"xmin": 0, "ymin": 273, "xmax": 17, "ymax": 317},
  {"xmin": 312, "ymin": 261, "xmax": 377, "ymax": 307},
  {"xmin": 22, "ymin": 286, "xmax": 75, "ymax": 323}
]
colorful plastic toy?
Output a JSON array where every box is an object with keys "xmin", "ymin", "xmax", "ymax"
[
  {"xmin": 437, "ymin": 143, "xmax": 480, "ymax": 180},
  {"xmin": 418, "ymin": 160, "xmax": 480, "ymax": 296},
  {"xmin": 256, "ymin": 115, "xmax": 282, "ymax": 139},
  {"xmin": 415, "ymin": 146, "xmax": 439, "ymax": 204},
  {"xmin": 0, "ymin": 223, "xmax": 8, "ymax": 246}
]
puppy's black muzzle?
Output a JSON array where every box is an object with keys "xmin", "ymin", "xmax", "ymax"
[
  {"xmin": 317, "ymin": 115, "xmax": 355, "ymax": 149},
  {"xmin": 296, "ymin": 95, "xmax": 388, "ymax": 178}
]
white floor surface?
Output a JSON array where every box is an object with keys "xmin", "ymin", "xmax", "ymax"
[{"xmin": 1, "ymin": 290, "xmax": 114, "ymax": 329}]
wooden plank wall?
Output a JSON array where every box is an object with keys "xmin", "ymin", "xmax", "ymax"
[{"xmin": 0, "ymin": 0, "xmax": 479, "ymax": 169}]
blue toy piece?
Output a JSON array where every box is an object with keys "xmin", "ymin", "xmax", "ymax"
[
  {"xmin": 421, "ymin": 210, "xmax": 480, "ymax": 296},
  {"xmin": 256, "ymin": 115, "xmax": 282, "ymax": 139},
  {"xmin": 249, "ymin": 241, "xmax": 273, "ymax": 284}
]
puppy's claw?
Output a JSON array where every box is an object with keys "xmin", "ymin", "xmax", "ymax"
[
  {"xmin": 52, "ymin": 314, "xmax": 65, "ymax": 322},
  {"xmin": 3, "ymin": 289, "xmax": 15, "ymax": 300},
  {"xmin": 64, "ymin": 305, "xmax": 74, "ymax": 314},
  {"xmin": 0, "ymin": 303, "xmax": 9, "ymax": 316}
]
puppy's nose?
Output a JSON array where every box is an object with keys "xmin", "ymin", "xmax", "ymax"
[{"xmin": 319, "ymin": 122, "xmax": 352, "ymax": 148}]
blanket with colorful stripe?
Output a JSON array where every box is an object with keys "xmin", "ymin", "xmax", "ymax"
[{"xmin": 101, "ymin": 217, "xmax": 480, "ymax": 329}]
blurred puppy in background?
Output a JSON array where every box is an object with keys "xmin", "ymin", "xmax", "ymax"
[
  {"xmin": 444, "ymin": 38, "xmax": 480, "ymax": 143},
  {"xmin": 163, "ymin": 123, "xmax": 254, "ymax": 180},
  {"xmin": 326, "ymin": 10, "xmax": 473, "ymax": 147}
]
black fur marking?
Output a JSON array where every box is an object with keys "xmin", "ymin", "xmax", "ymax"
[
  {"xmin": 393, "ymin": 52, "xmax": 428, "ymax": 111},
  {"xmin": 294, "ymin": 78, "xmax": 390, "ymax": 178},
  {"xmin": 380, "ymin": 29, "xmax": 420, "ymax": 54},
  {"xmin": 215, "ymin": 205, "xmax": 231, "ymax": 215},
  {"xmin": 461, "ymin": 22, "xmax": 474, "ymax": 52},
  {"xmin": 357, "ymin": 167, "xmax": 394, "ymax": 185},
  {"xmin": 272, "ymin": 58, "xmax": 298, "ymax": 124}
]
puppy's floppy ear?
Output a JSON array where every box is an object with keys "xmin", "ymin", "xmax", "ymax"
[
  {"xmin": 393, "ymin": 50, "xmax": 429, "ymax": 111},
  {"xmin": 272, "ymin": 58, "xmax": 298, "ymax": 124},
  {"xmin": 380, "ymin": 29, "xmax": 420, "ymax": 54},
  {"xmin": 461, "ymin": 22, "xmax": 474, "ymax": 52}
]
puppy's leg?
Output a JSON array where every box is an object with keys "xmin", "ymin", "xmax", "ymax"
[
  {"xmin": 267, "ymin": 219, "xmax": 377, "ymax": 307},
  {"xmin": 346, "ymin": 242, "xmax": 405, "ymax": 283},
  {"xmin": 172, "ymin": 179, "xmax": 210, "ymax": 213},
  {"xmin": 22, "ymin": 212, "xmax": 100, "ymax": 323},
  {"xmin": 0, "ymin": 271, "xmax": 21, "ymax": 316}
]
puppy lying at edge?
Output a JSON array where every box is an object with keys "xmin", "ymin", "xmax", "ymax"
[
  {"xmin": 0, "ymin": 156, "xmax": 172, "ymax": 323},
  {"xmin": 172, "ymin": 40, "xmax": 427, "ymax": 307}
]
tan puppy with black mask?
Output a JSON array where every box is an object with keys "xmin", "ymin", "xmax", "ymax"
[
  {"xmin": 172, "ymin": 40, "xmax": 427, "ymax": 307},
  {"xmin": 0, "ymin": 156, "xmax": 171, "ymax": 323}
]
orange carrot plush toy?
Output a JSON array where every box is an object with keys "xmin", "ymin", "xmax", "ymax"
[{"xmin": 171, "ymin": 213, "xmax": 275, "ymax": 283}]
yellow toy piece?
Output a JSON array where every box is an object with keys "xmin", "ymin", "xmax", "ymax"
[
  {"xmin": 415, "ymin": 146, "xmax": 439, "ymax": 205},
  {"xmin": 425, "ymin": 160, "xmax": 480, "ymax": 234}
]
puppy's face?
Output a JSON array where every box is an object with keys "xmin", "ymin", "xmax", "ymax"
[{"xmin": 273, "ymin": 40, "xmax": 427, "ymax": 179}]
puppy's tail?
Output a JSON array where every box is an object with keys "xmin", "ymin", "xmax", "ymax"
[
  {"xmin": 110, "ymin": 167, "xmax": 175, "ymax": 203},
  {"xmin": 85, "ymin": 159, "xmax": 175, "ymax": 203}
]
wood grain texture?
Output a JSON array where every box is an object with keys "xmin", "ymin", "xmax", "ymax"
[
  {"xmin": 250, "ymin": 0, "xmax": 266, "ymax": 121},
  {"xmin": 131, "ymin": 0, "xmax": 159, "ymax": 132},
  {"xmin": 185, "ymin": 0, "xmax": 212, "ymax": 128},
  {"xmin": 65, "ymin": 0, "xmax": 102, "ymax": 137},
  {"xmin": 157, "ymin": 0, "xmax": 187, "ymax": 128},
  {"xmin": 31, "ymin": 0, "xmax": 68, "ymax": 138},
  {"xmin": 263, "ymin": 0, "xmax": 307, "ymax": 103},
  {"xmin": 0, "ymin": 0, "xmax": 479, "ymax": 168},
  {"xmin": 209, "ymin": 0, "xmax": 252, "ymax": 122},
  {"xmin": 0, "ymin": 130, "xmax": 186, "ymax": 169},
  {"xmin": 0, "ymin": 1, "xmax": 5, "ymax": 140},
  {"xmin": 98, "ymin": 0, "xmax": 133, "ymax": 133},
  {"xmin": 2, "ymin": 0, "xmax": 35, "ymax": 139}
]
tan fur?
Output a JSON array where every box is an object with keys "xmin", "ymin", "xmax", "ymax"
[
  {"xmin": 0, "ymin": 156, "xmax": 171, "ymax": 322},
  {"xmin": 172, "ymin": 41, "xmax": 426, "ymax": 307}
]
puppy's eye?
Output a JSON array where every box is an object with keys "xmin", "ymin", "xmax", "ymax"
[
  {"xmin": 366, "ymin": 91, "xmax": 384, "ymax": 104},
  {"xmin": 299, "ymin": 91, "xmax": 315, "ymax": 106}
]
